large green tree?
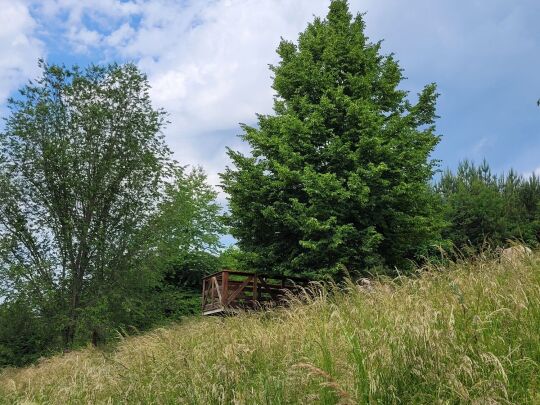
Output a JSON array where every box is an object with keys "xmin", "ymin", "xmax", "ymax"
[
  {"xmin": 0, "ymin": 61, "xmax": 172, "ymax": 345},
  {"xmin": 221, "ymin": 0, "xmax": 444, "ymax": 278}
]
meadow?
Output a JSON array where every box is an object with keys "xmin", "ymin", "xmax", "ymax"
[{"xmin": 1, "ymin": 253, "xmax": 539, "ymax": 404}]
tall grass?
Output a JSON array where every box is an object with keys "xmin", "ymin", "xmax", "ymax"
[{"xmin": 1, "ymin": 254, "xmax": 539, "ymax": 404}]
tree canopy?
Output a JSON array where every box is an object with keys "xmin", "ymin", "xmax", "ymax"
[{"xmin": 0, "ymin": 61, "xmax": 223, "ymax": 352}]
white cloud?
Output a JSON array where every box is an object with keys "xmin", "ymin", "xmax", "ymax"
[
  {"xmin": 24, "ymin": 0, "xmax": 333, "ymax": 191},
  {"xmin": 0, "ymin": 1, "xmax": 43, "ymax": 112},
  {"xmin": 114, "ymin": 0, "xmax": 330, "ymax": 168},
  {"xmin": 67, "ymin": 25, "xmax": 102, "ymax": 53},
  {"xmin": 105, "ymin": 23, "xmax": 135, "ymax": 48},
  {"xmin": 31, "ymin": 0, "xmax": 140, "ymax": 53},
  {"xmin": 13, "ymin": 0, "xmax": 540, "ymax": 192}
]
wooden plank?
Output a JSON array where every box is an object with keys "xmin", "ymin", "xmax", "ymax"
[
  {"xmin": 252, "ymin": 274, "xmax": 258, "ymax": 302},
  {"xmin": 221, "ymin": 271, "xmax": 229, "ymax": 306},
  {"xmin": 227, "ymin": 280, "xmax": 255, "ymax": 288},
  {"xmin": 202, "ymin": 270, "xmax": 308, "ymax": 283},
  {"xmin": 202, "ymin": 270, "xmax": 254, "ymax": 280},
  {"xmin": 201, "ymin": 278, "xmax": 207, "ymax": 310},
  {"xmin": 258, "ymin": 278, "xmax": 276, "ymax": 299},
  {"xmin": 212, "ymin": 276, "xmax": 222, "ymax": 304},
  {"xmin": 202, "ymin": 308, "xmax": 225, "ymax": 316}
]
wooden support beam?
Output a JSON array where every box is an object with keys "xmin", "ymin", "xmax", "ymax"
[
  {"xmin": 252, "ymin": 274, "xmax": 258, "ymax": 303},
  {"xmin": 221, "ymin": 271, "xmax": 229, "ymax": 306},
  {"xmin": 212, "ymin": 276, "xmax": 222, "ymax": 304},
  {"xmin": 201, "ymin": 278, "xmax": 207, "ymax": 310}
]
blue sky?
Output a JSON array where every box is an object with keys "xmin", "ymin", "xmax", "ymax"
[{"xmin": 1, "ymin": 0, "xmax": 539, "ymax": 194}]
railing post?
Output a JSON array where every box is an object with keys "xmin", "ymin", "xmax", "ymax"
[
  {"xmin": 252, "ymin": 274, "xmax": 258, "ymax": 304},
  {"xmin": 201, "ymin": 278, "xmax": 206, "ymax": 310},
  {"xmin": 221, "ymin": 270, "xmax": 229, "ymax": 307}
]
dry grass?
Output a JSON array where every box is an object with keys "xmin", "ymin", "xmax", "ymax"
[{"xmin": 1, "ymin": 254, "xmax": 539, "ymax": 404}]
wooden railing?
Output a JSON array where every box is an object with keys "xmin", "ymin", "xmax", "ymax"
[{"xmin": 201, "ymin": 270, "xmax": 308, "ymax": 315}]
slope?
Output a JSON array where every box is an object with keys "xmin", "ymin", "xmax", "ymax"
[{"xmin": 1, "ymin": 254, "xmax": 539, "ymax": 404}]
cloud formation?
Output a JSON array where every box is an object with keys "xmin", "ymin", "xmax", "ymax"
[
  {"xmin": 3, "ymin": 0, "xmax": 540, "ymax": 189},
  {"xmin": 27, "ymin": 0, "xmax": 334, "ymax": 188},
  {"xmin": 0, "ymin": 1, "xmax": 43, "ymax": 113}
]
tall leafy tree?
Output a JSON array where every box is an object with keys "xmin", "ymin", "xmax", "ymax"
[
  {"xmin": 221, "ymin": 0, "xmax": 444, "ymax": 278},
  {"xmin": 143, "ymin": 167, "xmax": 226, "ymax": 290},
  {"xmin": 0, "ymin": 61, "xmax": 171, "ymax": 345}
]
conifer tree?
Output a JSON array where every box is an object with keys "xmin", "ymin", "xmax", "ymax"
[{"xmin": 221, "ymin": 0, "xmax": 444, "ymax": 277}]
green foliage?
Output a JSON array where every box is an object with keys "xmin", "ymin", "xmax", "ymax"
[
  {"xmin": 82, "ymin": 166, "xmax": 223, "ymax": 343},
  {"xmin": 0, "ymin": 300, "xmax": 59, "ymax": 367},
  {"xmin": 218, "ymin": 245, "xmax": 253, "ymax": 271},
  {"xmin": 0, "ymin": 62, "xmax": 224, "ymax": 364},
  {"xmin": 437, "ymin": 160, "xmax": 540, "ymax": 252},
  {"xmin": 0, "ymin": 61, "xmax": 172, "ymax": 346},
  {"xmin": 142, "ymin": 167, "xmax": 225, "ymax": 290},
  {"xmin": 221, "ymin": 0, "xmax": 445, "ymax": 278},
  {"xmin": 0, "ymin": 0, "xmax": 536, "ymax": 374},
  {"xmin": 135, "ymin": 167, "xmax": 224, "ymax": 327}
]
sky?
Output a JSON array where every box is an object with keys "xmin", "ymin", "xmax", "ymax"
[{"xmin": 1, "ymin": 0, "xmax": 539, "ymax": 199}]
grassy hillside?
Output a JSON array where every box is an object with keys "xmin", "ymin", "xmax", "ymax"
[{"xmin": 1, "ymin": 254, "xmax": 539, "ymax": 404}]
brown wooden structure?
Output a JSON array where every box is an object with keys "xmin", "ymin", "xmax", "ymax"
[{"xmin": 201, "ymin": 270, "xmax": 308, "ymax": 315}]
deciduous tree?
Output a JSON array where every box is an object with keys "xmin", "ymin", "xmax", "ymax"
[{"xmin": 0, "ymin": 61, "xmax": 171, "ymax": 345}]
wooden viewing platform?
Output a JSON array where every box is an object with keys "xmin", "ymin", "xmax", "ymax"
[{"xmin": 201, "ymin": 270, "xmax": 308, "ymax": 315}]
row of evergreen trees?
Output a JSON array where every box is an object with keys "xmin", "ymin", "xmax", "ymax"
[
  {"xmin": 223, "ymin": 159, "xmax": 540, "ymax": 277},
  {"xmin": 438, "ymin": 161, "xmax": 540, "ymax": 253}
]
